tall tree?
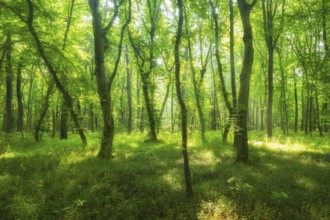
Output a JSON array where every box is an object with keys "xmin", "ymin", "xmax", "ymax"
[
  {"xmin": 16, "ymin": 62, "xmax": 24, "ymax": 133},
  {"xmin": 128, "ymin": 0, "xmax": 161, "ymax": 142},
  {"xmin": 4, "ymin": 33, "xmax": 13, "ymax": 133},
  {"xmin": 175, "ymin": 0, "xmax": 193, "ymax": 197},
  {"xmin": 24, "ymin": 0, "xmax": 87, "ymax": 145},
  {"xmin": 88, "ymin": 0, "xmax": 131, "ymax": 158},
  {"xmin": 263, "ymin": 0, "xmax": 286, "ymax": 137},
  {"xmin": 235, "ymin": 0, "xmax": 257, "ymax": 162}
]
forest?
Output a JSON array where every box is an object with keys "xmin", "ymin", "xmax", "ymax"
[{"xmin": 0, "ymin": 0, "xmax": 329, "ymax": 219}]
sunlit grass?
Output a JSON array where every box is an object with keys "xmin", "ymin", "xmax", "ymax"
[{"xmin": 0, "ymin": 131, "xmax": 329, "ymax": 219}]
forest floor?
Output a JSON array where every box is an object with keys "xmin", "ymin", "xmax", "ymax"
[{"xmin": 0, "ymin": 131, "xmax": 329, "ymax": 219}]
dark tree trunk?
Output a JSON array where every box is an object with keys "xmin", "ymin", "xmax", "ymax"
[
  {"xmin": 16, "ymin": 63, "xmax": 24, "ymax": 133},
  {"xmin": 60, "ymin": 99, "xmax": 68, "ymax": 139},
  {"xmin": 171, "ymin": 82, "xmax": 175, "ymax": 133},
  {"xmin": 5, "ymin": 34, "xmax": 13, "ymax": 133},
  {"xmin": 260, "ymin": 97, "xmax": 264, "ymax": 130},
  {"xmin": 35, "ymin": 83, "xmax": 54, "ymax": 142},
  {"xmin": 235, "ymin": 0, "xmax": 257, "ymax": 162},
  {"xmin": 88, "ymin": 0, "xmax": 131, "ymax": 157},
  {"xmin": 26, "ymin": 0, "xmax": 87, "ymax": 146},
  {"xmin": 301, "ymin": 89, "xmax": 305, "ymax": 132},
  {"xmin": 125, "ymin": 46, "xmax": 133, "ymax": 133},
  {"xmin": 294, "ymin": 81, "xmax": 298, "ymax": 132},
  {"xmin": 52, "ymin": 108, "xmax": 57, "ymax": 138},
  {"xmin": 309, "ymin": 95, "xmax": 313, "ymax": 134},
  {"xmin": 315, "ymin": 92, "xmax": 323, "ymax": 136},
  {"xmin": 26, "ymin": 67, "xmax": 35, "ymax": 131},
  {"xmin": 90, "ymin": 104, "xmax": 95, "ymax": 132},
  {"xmin": 176, "ymin": 0, "xmax": 193, "ymax": 197}
]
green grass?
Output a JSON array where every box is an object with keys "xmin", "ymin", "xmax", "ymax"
[{"xmin": 0, "ymin": 131, "xmax": 330, "ymax": 219}]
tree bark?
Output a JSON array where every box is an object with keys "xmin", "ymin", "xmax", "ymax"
[
  {"xmin": 60, "ymin": 98, "xmax": 68, "ymax": 139},
  {"xmin": 235, "ymin": 0, "xmax": 257, "ymax": 162},
  {"xmin": 294, "ymin": 80, "xmax": 298, "ymax": 132},
  {"xmin": 125, "ymin": 45, "xmax": 133, "ymax": 133},
  {"xmin": 209, "ymin": 0, "xmax": 233, "ymax": 143},
  {"xmin": 26, "ymin": 0, "xmax": 87, "ymax": 146},
  {"xmin": 176, "ymin": 0, "xmax": 193, "ymax": 197},
  {"xmin": 88, "ymin": 0, "xmax": 131, "ymax": 157},
  {"xmin": 35, "ymin": 83, "xmax": 54, "ymax": 142},
  {"xmin": 16, "ymin": 63, "xmax": 24, "ymax": 133},
  {"xmin": 5, "ymin": 34, "xmax": 13, "ymax": 133}
]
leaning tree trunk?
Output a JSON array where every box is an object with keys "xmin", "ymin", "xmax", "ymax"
[
  {"xmin": 175, "ymin": 0, "xmax": 193, "ymax": 197},
  {"xmin": 26, "ymin": 0, "xmax": 87, "ymax": 146},
  {"xmin": 35, "ymin": 83, "xmax": 54, "ymax": 142},
  {"xmin": 235, "ymin": 0, "xmax": 257, "ymax": 162}
]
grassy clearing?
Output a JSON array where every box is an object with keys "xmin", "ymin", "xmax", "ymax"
[{"xmin": 0, "ymin": 131, "xmax": 329, "ymax": 219}]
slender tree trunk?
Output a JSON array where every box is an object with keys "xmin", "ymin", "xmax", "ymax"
[
  {"xmin": 294, "ymin": 81, "xmax": 298, "ymax": 132},
  {"xmin": 60, "ymin": 98, "xmax": 68, "ymax": 139},
  {"xmin": 315, "ymin": 92, "xmax": 323, "ymax": 136},
  {"xmin": 171, "ymin": 82, "xmax": 175, "ymax": 133},
  {"xmin": 5, "ymin": 34, "xmax": 13, "ymax": 133},
  {"xmin": 52, "ymin": 108, "xmax": 56, "ymax": 138},
  {"xmin": 35, "ymin": 83, "xmax": 54, "ymax": 142},
  {"xmin": 260, "ymin": 96, "xmax": 264, "ymax": 130},
  {"xmin": 309, "ymin": 95, "xmax": 313, "ymax": 134},
  {"xmin": 157, "ymin": 81, "xmax": 171, "ymax": 133},
  {"xmin": 301, "ymin": 89, "xmax": 305, "ymax": 131},
  {"xmin": 209, "ymin": 0, "xmax": 233, "ymax": 143},
  {"xmin": 266, "ymin": 48, "xmax": 274, "ymax": 137},
  {"xmin": 125, "ymin": 46, "xmax": 133, "ymax": 133},
  {"xmin": 26, "ymin": 0, "xmax": 87, "ymax": 146},
  {"xmin": 26, "ymin": 67, "xmax": 35, "ymax": 131},
  {"xmin": 90, "ymin": 104, "xmax": 95, "ymax": 132},
  {"xmin": 235, "ymin": 0, "xmax": 257, "ymax": 162},
  {"xmin": 176, "ymin": 0, "xmax": 193, "ymax": 197},
  {"xmin": 16, "ymin": 63, "xmax": 24, "ymax": 133}
]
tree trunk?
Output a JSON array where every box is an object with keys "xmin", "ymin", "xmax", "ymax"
[
  {"xmin": 176, "ymin": 0, "xmax": 193, "ymax": 197},
  {"xmin": 235, "ymin": 0, "xmax": 257, "ymax": 162},
  {"xmin": 5, "ymin": 34, "xmax": 13, "ymax": 133},
  {"xmin": 266, "ymin": 48, "xmax": 274, "ymax": 137},
  {"xmin": 157, "ymin": 81, "xmax": 171, "ymax": 133},
  {"xmin": 16, "ymin": 63, "xmax": 24, "ymax": 133},
  {"xmin": 26, "ymin": 0, "xmax": 87, "ymax": 146},
  {"xmin": 294, "ymin": 81, "xmax": 298, "ymax": 132},
  {"xmin": 209, "ymin": 0, "xmax": 233, "ymax": 143},
  {"xmin": 88, "ymin": 0, "xmax": 131, "ymax": 157},
  {"xmin": 315, "ymin": 92, "xmax": 323, "ymax": 136},
  {"xmin": 125, "ymin": 45, "xmax": 133, "ymax": 133},
  {"xmin": 60, "ymin": 98, "xmax": 68, "ymax": 139},
  {"xmin": 90, "ymin": 103, "xmax": 95, "ymax": 132},
  {"xmin": 35, "ymin": 83, "xmax": 54, "ymax": 142},
  {"xmin": 141, "ymin": 80, "xmax": 157, "ymax": 141}
]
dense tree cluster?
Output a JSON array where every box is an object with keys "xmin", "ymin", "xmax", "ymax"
[{"xmin": 0, "ymin": 0, "xmax": 329, "ymax": 196}]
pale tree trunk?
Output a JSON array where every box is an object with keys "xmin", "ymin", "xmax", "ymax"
[
  {"xmin": 209, "ymin": 0, "xmax": 233, "ymax": 143},
  {"xmin": 176, "ymin": 0, "xmax": 193, "ymax": 197}
]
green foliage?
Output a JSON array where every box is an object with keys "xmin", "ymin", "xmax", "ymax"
[{"xmin": 0, "ymin": 131, "xmax": 330, "ymax": 219}]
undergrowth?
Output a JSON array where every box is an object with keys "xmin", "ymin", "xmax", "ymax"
[{"xmin": 0, "ymin": 131, "xmax": 329, "ymax": 219}]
